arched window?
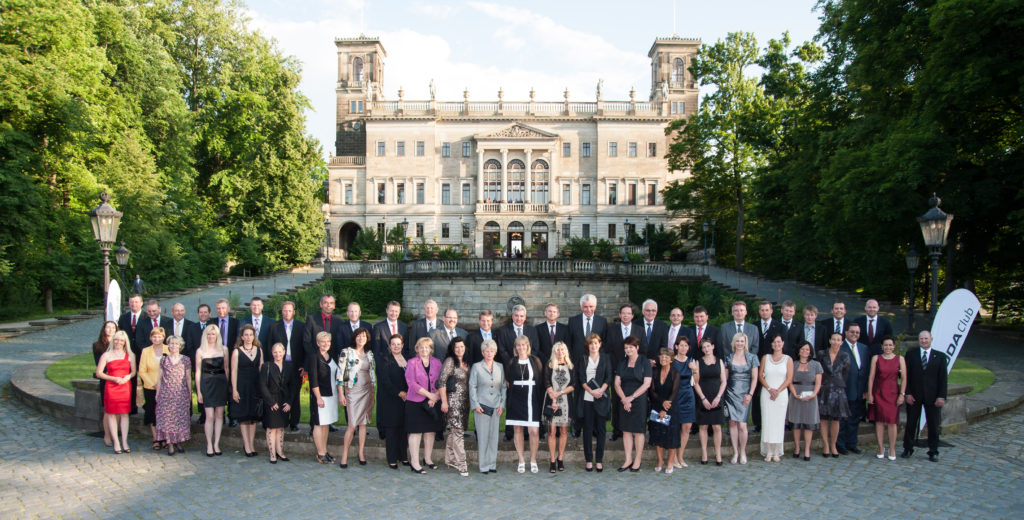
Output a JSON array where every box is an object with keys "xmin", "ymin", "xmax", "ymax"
[
  {"xmin": 483, "ymin": 159, "xmax": 501, "ymax": 202},
  {"xmin": 353, "ymin": 57, "xmax": 364, "ymax": 83},
  {"xmin": 507, "ymin": 221, "xmax": 525, "ymax": 232},
  {"xmin": 507, "ymin": 160, "xmax": 525, "ymax": 202},
  {"xmin": 672, "ymin": 58, "xmax": 685, "ymax": 85},
  {"xmin": 531, "ymin": 159, "xmax": 549, "ymax": 204}
]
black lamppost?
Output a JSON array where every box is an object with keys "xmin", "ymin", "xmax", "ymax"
[
  {"xmin": 702, "ymin": 220, "xmax": 709, "ymax": 266},
  {"xmin": 567, "ymin": 215, "xmax": 572, "ymax": 240},
  {"xmin": 402, "ymin": 218, "xmax": 410, "ymax": 262},
  {"xmin": 710, "ymin": 217, "xmax": 717, "ymax": 263},
  {"xmin": 623, "ymin": 218, "xmax": 630, "ymax": 263},
  {"xmin": 643, "ymin": 216, "xmax": 650, "ymax": 261},
  {"xmin": 114, "ymin": 241, "xmax": 131, "ymax": 306},
  {"xmin": 88, "ymin": 192, "xmax": 123, "ymax": 313},
  {"xmin": 917, "ymin": 194, "xmax": 953, "ymax": 317},
  {"xmin": 321, "ymin": 202, "xmax": 331, "ymax": 262},
  {"xmin": 905, "ymin": 247, "xmax": 920, "ymax": 332}
]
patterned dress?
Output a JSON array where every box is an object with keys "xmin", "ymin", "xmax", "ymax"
[
  {"xmin": 155, "ymin": 355, "xmax": 191, "ymax": 444},
  {"xmin": 817, "ymin": 349, "xmax": 850, "ymax": 420},
  {"xmin": 545, "ymin": 363, "xmax": 573, "ymax": 427},
  {"xmin": 439, "ymin": 357, "xmax": 470, "ymax": 472}
]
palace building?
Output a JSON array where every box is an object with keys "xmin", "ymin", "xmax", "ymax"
[{"xmin": 326, "ymin": 35, "xmax": 699, "ymax": 260}]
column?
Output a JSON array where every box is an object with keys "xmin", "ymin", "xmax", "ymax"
[
  {"xmin": 500, "ymin": 148, "xmax": 508, "ymax": 202},
  {"xmin": 525, "ymin": 149, "xmax": 533, "ymax": 204},
  {"xmin": 477, "ymin": 149, "xmax": 485, "ymax": 202}
]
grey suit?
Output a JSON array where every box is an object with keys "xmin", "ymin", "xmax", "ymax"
[
  {"xmin": 719, "ymin": 321, "xmax": 760, "ymax": 355},
  {"xmin": 428, "ymin": 327, "xmax": 467, "ymax": 360},
  {"xmin": 469, "ymin": 361, "xmax": 506, "ymax": 472}
]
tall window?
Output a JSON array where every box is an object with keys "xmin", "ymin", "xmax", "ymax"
[
  {"xmin": 608, "ymin": 183, "xmax": 617, "ymax": 205},
  {"xmin": 671, "ymin": 101, "xmax": 685, "ymax": 114},
  {"xmin": 377, "ymin": 222, "xmax": 385, "ymax": 236},
  {"xmin": 415, "ymin": 182, "xmax": 424, "ymax": 204},
  {"xmin": 647, "ymin": 184, "xmax": 657, "ymax": 205},
  {"xmin": 531, "ymin": 159, "xmax": 549, "ymax": 204},
  {"xmin": 582, "ymin": 142, "xmax": 591, "ymax": 157},
  {"xmin": 608, "ymin": 142, "xmax": 618, "ymax": 157},
  {"xmin": 608, "ymin": 224, "xmax": 616, "ymax": 239},
  {"xmin": 462, "ymin": 141, "xmax": 471, "ymax": 157},
  {"xmin": 462, "ymin": 223, "xmax": 470, "ymax": 239},
  {"xmin": 582, "ymin": 223, "xmax": 590, "ymax": 239},
  {"xmin": 441, "ymin": 184, "xmax": 451, "ymax": 205},
  {"xmin": 377, "ymin": 182, "xmax": 385, "ymax": 203},
  {"xmin": 562, "ymin": 143, "xmax": 571, "ymax": 157},
  {"xmin": 626, "ymin": 223, "xmax": 636, "ymax": 236},
  {"xmin": 483, "ymin": 159, "xmax": 501, "ymax": 202},
  {"xmin": 582, "ymin": 184, "xmax": 592, "ymax": 205},
  {"xmin": 415, "ymin": 223, "xmax": 423, "ymax": 238},
  {"xmin": 349, "ymin": 100, "xmax": 363, "ymax": 113},
  {"xmin": 354, "ymin": 57, "xmax": 364, "ymax": 83},
  {"xmin": 441, "ymin": 142, "xmax": 451, "ymax": 157},
  {"xmin": 562, "ymin": 223, "xmax": 570, "ymax": 238},
  {"xmin": 562, "ymin": 184, "xmax": 571, "ymax": 205},
  {"xmin": 376, "ymin": 141, "xmax": 385, "ymax": 156},
  {"xmin": 416, "ymin": 141, "xmax": 425, "ymax": 156},
  {"xmin": 344, "ymin": 183, "xmax": 352, "ymax": 205},
  {"xmin": 506, "ymin": 159, "xmax": 525, "ymax": 202},
  {"xmin": 462, "ymin": 183, "xmax": 471, "ymax": 204},
  {"xmin": 673, "ymin": 57, "xmax": 684, "ymax": 85},
  {"xmin": 628, "ymin": 183, "xmax": 636, "ymax": 205},
  {"xmin": 396, "ymin": 183, "xmax": 405, "ymax": 204},
  {"xmin": 441, "ymin": 223, "xmax": 450, "ymax": 238},
  {"xmin": 628, "ymin": 142, "xmax": 637, "ymax": 157},
  {"xmin": 397, "ymin": 141, "xmax": 405, "ymax": 156},
  {"xmin": 648, "ymin": 143, "xmax": 657, "ymax": 157}
]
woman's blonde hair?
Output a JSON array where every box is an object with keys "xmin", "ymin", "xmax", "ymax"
[{"xmin": 548, "ymin": 341, "xmax": 574, "ymax": 370}]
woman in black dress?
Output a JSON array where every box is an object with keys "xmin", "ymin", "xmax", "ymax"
[
  {"xmin": 614, "ymin": 336, "xmax": 652, "ymax": 472},
  {"xmin": 377, "ymin": 333, "xmax": 409, "ymax": 469},
  {"xmin": 231, "ymin": 324, "xmax": 263, "ymax": 457},
  {"xmin": 818, "ymin": 332, "xmax": 850, "ymax": 457},
  {"xmin": 649, "ymin": 348, "xmax": 680, "ymax": 473},
  {"xmin": 259, "ymin": 342, "xmax": 297, "ymax": 463},
  {"xmin": 505, "ymin": 335, "xmax": 544, "ymax": 474},
  {"xmin": 693, "ymin": 336, "xmax": 728, "ymax": 465}
]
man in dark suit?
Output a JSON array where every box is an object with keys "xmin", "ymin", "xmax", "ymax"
[
  {"xmin": 854, "ymin": 299, "xmax": 894, "ymax": 358},
  {"xmin": 495, "ymin": 304, "xmax": 539, "ymax": 365},
  {"xmin": 778, "ymin": 300, "xmax": 803, "ymax": 358},
  {"xmin": 135, "ymin": 299, "xmax": 174, "ymax": 353},
  {"xmin": 303, "ymin": 294, "xmax": 342, "ymax": 361},
  {"xmin": 752, "ymin": 301, "xmax": 786, "ymax": 428},
  {"xmin": 639, "ymin": 299, "xmax": 669, "ymax": 364},
  {"xmin": 691, "ymin": 305, "xmax": 722, "ymax": 358},
  {"xmin": 902, "ymin": 330, "xmax": 948, "ymax": 462},
  {"xmin": 535, "ymin": 303, "xmax": 569, "ymax": 365},
  {"xmin": 407, "ymin": 299, "xmax": 440, "ymax": 351},
  {"xmin": 800, "ymin": 305, "xmax": 829, "ymax": 356},
  {"xmin": 116, "ymin": 294, "xmax": 145, "ymax": 415},
  {"xmin": 666, "ymin": 307, "xmax": 695, "ymax": 354},
  {"xmin": 428, "ymin": 308, "xmax": 467, "ymax": 360},
  {"xmin": 466, "ymin": 310, "xmax": 496, "ymax": 364},
  {"xmin": 372, "ymin": 300, "xmax": 409, "ymax": 358},
  {"xmin": 240, "ymin": 297, "xmax": 274, "ymax": 348},
  {"xmin": 838, "ymin": 323, "xmax": 870, "ymax": 454},
  {"xmin": 605, "ymin": 303, "xmax": 638, "ymax": 440},
  {"xmin": 168, "ymin": 302, "xmax": 195, "ymax": 356},
  {"xmin": 268, "ymin": 300, "xmax": 305, "ymax": 431},
  {"xmin": 719, "ymin": 301, "xmax": 759, "ymax": 357},
  {"xmin": 819, "ymin": 301, "xmax": 851, "ymax": 337},
  {"xmin": 213, "ymin": 299, "xmax": 240, "ymax": 351},
  {"xmin": 338, "ymin": 301, "xmax": 373, "ymax": 351},
  {"xmin": 567, "ymin": 294, "xmax": 608, "ymax": 365},
  {"xmin": 186, "ymin": 303, "xmax": 212, "ymax": 423}
]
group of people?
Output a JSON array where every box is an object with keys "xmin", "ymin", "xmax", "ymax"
[{"xmin": 92, "ymin": 292, "xmax": 950, "ymax": 471}]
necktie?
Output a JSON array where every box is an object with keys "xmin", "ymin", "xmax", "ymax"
[
  {"xmin": 646, "ymin": 323, "xmax": 652, "ymax": 344},
  {"xmin": 736, "ymin": 322, "xmax": 743, "ymax": 335},
  {"xmin": 220, "ymin": 318, "xmax": 227, "ymax": 345},
  {"xmin": 449, "ymin": 329, "xmax": 455, "ymax": 340},
  {"xmin": 483, "ymin": 331, "xmax": 490, "ymax": 341},
  {"xmin": 390, "ymin": 322, "xmax": 397, "ymax": 335},
  {"xmin": 868, "ymin": 319, "xmax": 875, "ymax": 344},
  {"xmin": 285, "ymin": 322, "xmax": 292, "ymax": 343},
  {"xmin": 696, "ymin": 326, "xmax": 703, "ymax": 345},
  {"xmin": 763, "ymin": 320, "xmax": 769, "ymax": 332},
  {"xmin": 550, "ymin": 325, "xmax": 555, "ymax": 344},
  {"xmin": 922, "ymin": 350, "xmax": 928, "ymax": 369},
  {"xmin": 131, "ymin": 313, "xmax": 137, "ymax": 331},
  {"xmin": 254, "ymin": 317, "xmax": 260, "ymax": 331},
  {"xmin": 427, "ymin": 320, "xmax": 433, "ymax": 333},
  {"xmin": 323, "ymin": 314, "xmax": 331, "ymax": 331},
  {"xmin": 515, "ymin": 326, "xmax": 522, "ymax": 338},
  {"xmin": 153, "ymin": 318, "xmax": 158, "ymax": 330},
  {"xmin": 835, "ymin": 320, "xmax": 841, "ymax": 334},
  {"xmin": 783, "ymin": 321, "xmax": 791, "ymax": 331},
  {"xmin": 175, "ymin": 321, "xmax": 182, "ymax": 337},
  {"xmin": 849, "ymin": 342, "xmax": 860, "ymax": 367},
  {"xmin": 805, "ymin": 325, "xmax": 813, "ymax": 343},
  {"xmin": 585, "ymin": 318, "xmax": 591, "ymax": 336},
  {"xmin": 669, "ymin": 327, "xmax": 677, "ymax": 349}
]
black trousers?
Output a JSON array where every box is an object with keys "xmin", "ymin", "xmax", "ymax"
[
  {"xmin": 382, "ymin": 426, "xmax": 408, "ymax": 464},
  {"xmin": 841, "ymin": 398, "xmax": 866, "ymax": 449},
  {"xmin": 751, "ymin": 384, "xmax": 763, "ymax": 426},
  {"xmin": 582, "ymin": 400, "xmax": 608, "ymax": 463},
  {"xmin": 903, "ymin": 401, "xmax": 942, "ymax": 454},
  {"xmin": 610, "ymin": 392, "xmax": 622, "ymax": 436},
  {"xmin": 287, "ymin": 390, "xmax": 302, "ymax": 428}
]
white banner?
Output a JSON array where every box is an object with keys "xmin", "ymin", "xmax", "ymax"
[
  {"xmin": 105, "ymin": 280, "xmax": 122, "ymax": 322},
  {"xmin": 930, "ymin": 288, "xmax": 982, "ymax": 373}
]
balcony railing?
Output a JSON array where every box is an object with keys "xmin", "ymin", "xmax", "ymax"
[
  {"xmin": 475, "ymin": 202, "xmax": 550, "ymax": 214},
  {"xmin": 325, "ymin": 259, "xmax": 706, "ymax": 280},
  {"xmin": 367, "ymin": 100, "xmax": 666, "ymax": 118}
]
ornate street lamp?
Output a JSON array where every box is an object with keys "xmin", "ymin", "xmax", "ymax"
[
  {"xmin": 88, "ymin": 192, "xmax": 123, "ymax": 311},
  {"xmin": 643, "ymin": 216, "xmax": 650, "ymax": 261},
  {"xmin": 905, "ymin": 247, "xmax": 920, "ymax": 332},
  {"xmin": 623, "ymin": 218, "xmax": 630, "ymax": 263},
  {"xmin": 113, "ymin": 242, "xmax": 131, "ymax": 308},
  {"xmin": 917, "ymin": 194, "xmax": 953, "ymax": 316},
  {"xmin": 321, "ymin": 203, "xmax": 331, "ymax": 262},
  {"xmin": 567, "ymin": 215, "xmax": 572, "ymax": 240}
]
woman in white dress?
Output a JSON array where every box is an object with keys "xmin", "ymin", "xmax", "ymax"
[
  {"xmin": 758, "ymin": 333, "xmax": 793, "ymax": 461},
  {"xmin": 310, "ymin": 331, "xmax": 339, "ymax": 463}
]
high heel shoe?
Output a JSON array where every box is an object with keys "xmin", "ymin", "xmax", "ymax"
[
  {"xmin": 595, "ymin": 463, "xmax": 603, "ymax": 472},
  {"xmin": 585, "ymin": 462, "xmax": 593, "ymax": 472},
  {"xmin": 388, "ymin": 463, "xmax": 399, "ymax": 469},
  {"xmin": 549, "ymin": 461, "xmax": 557, "ymax": 474},
  {"xmin": 410, "ymin": 466, "xmax": 426, "ymax": 474},
  {"xmin": 700, "ymin": 458, "xmax": 708, "ymax": 465},
  {"xmin": 278, "ymin": 455, "xmax": 289, "ymax": 462},
  {"xmin": 557, "ymin": 459, "xmax": 564, "ymax": 471},
  {"xmin": 617, "ymin": 463, "xmax": 631, "ymax": 472},
  {"xmin": 358, "ymin": 457, "xmax": 367, "ymax": 466},
  {"xmin": 426, "ymin": 462, "xmax": 437, "ymax": 470}
]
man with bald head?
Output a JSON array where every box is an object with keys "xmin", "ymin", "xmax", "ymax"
[
  {"xmin": 408, "ymin": 299, "xmax": 441, "ymax": 348},
  {"xmin": 902, "ymin": 331, "xmax": 948, "ymax": 462},
  {"xmin": 854, "ymin": 299, "xmax": 893, "ymax": 358}
]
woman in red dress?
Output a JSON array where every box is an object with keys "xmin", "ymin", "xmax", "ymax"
[
  {"xmin": 867, "ymin": 336, "xmax": 906, "ymax": 460},
  {"xmin": 96, "ymin": 330, "xmax": 136, "ymax": 454}
]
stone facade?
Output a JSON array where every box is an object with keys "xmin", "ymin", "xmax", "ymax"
[{"xmin": 326, "ymin": 36, "xmax": 700, "ymax": 260}]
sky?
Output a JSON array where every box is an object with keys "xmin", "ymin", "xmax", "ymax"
[{"xmin": 242, "ymin": 0, "xmax": 824, "ymax": 158}]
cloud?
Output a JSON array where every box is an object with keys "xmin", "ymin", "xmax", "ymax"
[{"xmin": 411, "ymin": 4, "xmax": 458, "ymax": 18}]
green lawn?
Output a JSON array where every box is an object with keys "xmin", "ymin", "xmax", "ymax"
[{"xmin": 947, "ymin": 359, "xmax": 995, "ymax": 396}]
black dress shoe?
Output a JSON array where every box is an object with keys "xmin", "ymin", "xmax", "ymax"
[
  {"xmin": 900, "ymin": 449, "xmax": 914, "ymax": 458},
  {"xmin": 848, "ymin": 447, "xmax": 862, "ymax": 454},
  {"xmin": 836, "ymin": 447, "xmax": 848, "ymax": 455},
  {"xmin": 610, "ymin": 433, "xmax": 621, "ymax": 442},
  {"xmin": 792, "ymin": 453, "xmax": 800, "ymax": 459},
  {"xmin": 229, "ymin": 420, "xmax": 239, "ymax": 428},
  {"xmin": 803, "ymin": 456, "xmax": 810, "ymax": 461},
  {"xmin": 278, "ymin": 455, "xmax": 289, "ymax": 461},
  {"xmin": 617, "ymin": 464, "xmax": 630, "ymax": 472},
  {"xmin": 928, "ymin": 453, "xmax": 939, "ymax": 462},
  {"xmin": 289, "ymin": 426, "xmax": 300, "ymax": 432}
]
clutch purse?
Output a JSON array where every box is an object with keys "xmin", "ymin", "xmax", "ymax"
[
  {"xmin": 479, "ymin": 404, "xmax": 495, "ymax": 416},
  {"xmin": 649, "ymin": 410, "xmax": 670, "ymax": 425}
]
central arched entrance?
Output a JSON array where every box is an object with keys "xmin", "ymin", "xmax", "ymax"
[
  {"xmin": 531, "ymin": 221, "xmax": 549, "ymax": 259},
  {"xmin": 507, "ymin": 221, "xmax": 525, "ymax": 258},
  {"xmin": 338, "ymin": 222, "xmax": 361, "ymax": 260},
  {"xmin": 483, "ymin": 221, "xmax": 500, "ymax": 258}
]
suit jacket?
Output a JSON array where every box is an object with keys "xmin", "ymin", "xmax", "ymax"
[
  {"xmin": 267, "ymin": 318, "xmax": 305, "ymax": 373},
  {"xmin": 756, "ymin": 318, "xmax": 787, "ymax": 358},
  {"xmin": 117, "ymin": 310, "xmax": 145, "ymax": 355},
  {"xmin": 407, "ymin": 318, "xmax": 442, "ymax": 351},
  {"xmin": 376, "ymin": 356, "xmax": 409, "ymax": 428},
  {"xmin": 575, "ymin": 353, "xmax": 614, "ymax": 418},
  {"xmin": 372, "ymin": 319, "xmax": 409, "ymax": 359},
  {"xmin": 135, "ymin": 315, "xmax": 174, "ymax": 356},
  {"xmin": 337, "ymin": 320, "xmax": 374, "ymax": 350},
  {"xmin": 240, "ymin": 314, "xmax": 274, "ymax": 348},
  {"xmin": 796, "ymin": 321, "xmax": 829, "ymax": 357},
  {"xmin": 778, "ymin": 319, "xmax": 803, "ymax": 358},
  {"xmin": 567, "ymin": 313, "xmax": 608, "ymax": 364},
  {"xmin": 167, "ymin": 319, "xmax": 195, "ymax": 358},
  {"xmin": 428, "ymin": 327, "xmax": 468, "ymax": 360},
  {"xmin": 185, "ymin": 320, "xmax": 211, "ymax": 365},
  {"xmin": 818, "ymin": 317, "xmax": 852, "ymax": 336},
  {"xmin": 535, "ymin": 322, "xmax": 570, "ymax": 365},
  {"xmin": 666, "ymin": 324, "xmax": 695, "ymax": 354},
  {"xmin": 605, "ymin": 320, "xmax": 640, "ymax": 373},
  {"xmin": 904, "ymin": 347, "xmax": 948, "ymax": 405},
  {"xmin": 719, "ymin": 321, "xmax": 760, "ymax": 358},
  {"xmin": 638, "ymin": 319, "xmax": 669, "ymax": 360},
  {"xmin": 691, "ymin": 324, "xmax": 724, "ymax": 359},
  {"xmin": 466, "ymin": 329, "xmax": 497, "ymax": 364},
  {"xmin": 854, "ymin": 315, "xmax": 894, "ymax": 358},
  {"xmin": 841, "ymin": 340, "xmax": 870, "ymax": 400},
  {"xmin": 303, "ymin": 313, "xmax": 342, "ymax": 361},
  {"xmin": 211, "ymin": 316, "xmax": 240, "ymax": 353},
  {"xmin": 495, "ymin": 322, "xmax": 540, "ymax": 365}
]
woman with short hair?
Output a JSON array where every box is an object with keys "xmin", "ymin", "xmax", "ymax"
[
  {"xmin": 818, "ymin": 332, "xmax": 851, "ymax": 458},
  {"xmin": 787, "ymin": 341, "xmax": 823, "ymax": 460},
  {"xmin": 577, "ymin": 333, "xmax": 612, "ymax": 472},
  {"xmin": 614, "ymin": 335, "xmax": 653, "ymax": 472},
  {"xmin": 260, "ymin": 342, "xmax": 297, "ymax": 463},
  {"xmin": 649, "ymin": 348, "xmax": 680, "ymax": 473},
  {"xmin": 310, "ymin": 331, "xmax": 339, "ymax": 463},
  {"xmin": 469, "ymin": 339, "xmax": 505, "ymax": 474},
  {"xmin": 377, "ymin": 333, "xmax": 410, "ymax": 469},
  {"xmin": 405, "ymin": 337, "xmax": 442, "ymax": 474},
  {"xmin": 139, "ymin": 327, "xmax": 169, "ymax": 451},
  {"xmin": 155, "ymin": 335, "xmax": 192, "ymax": 456}
]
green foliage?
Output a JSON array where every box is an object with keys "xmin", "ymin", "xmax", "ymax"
[
  {"xmin": 349, "ymin": 228, "xmax": 382, "ymax": 260},
  {"xmin": 561, "ymin": 237, "xmax": 620, "ymax": 261},
  {"xmin": 264, "ymin": 279, "xmax": 402, "ymax": 321},
  {"xmin": 629, "ymin": 281, "xmax": 757, "ymax": 326}
]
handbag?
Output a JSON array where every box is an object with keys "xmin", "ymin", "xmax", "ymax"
[
  {"xmin": 445, "ymin": 374, "xmax": 456, "ymax": 394},
  {"xmin": 542, "ymin": 393, "xmax": 562, "ymax": 418},
  {"xmin": 421, "ymin": 399, "xmax": 440, "ymax": 421},
  {"xmin": 479, "ymin": 404, "xmax": 494, "ymax": 416}
]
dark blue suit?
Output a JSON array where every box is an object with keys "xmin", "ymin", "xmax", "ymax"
[{"xmin": 840, "ymin": 340, "xmax": 870, "ymax": 450}]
